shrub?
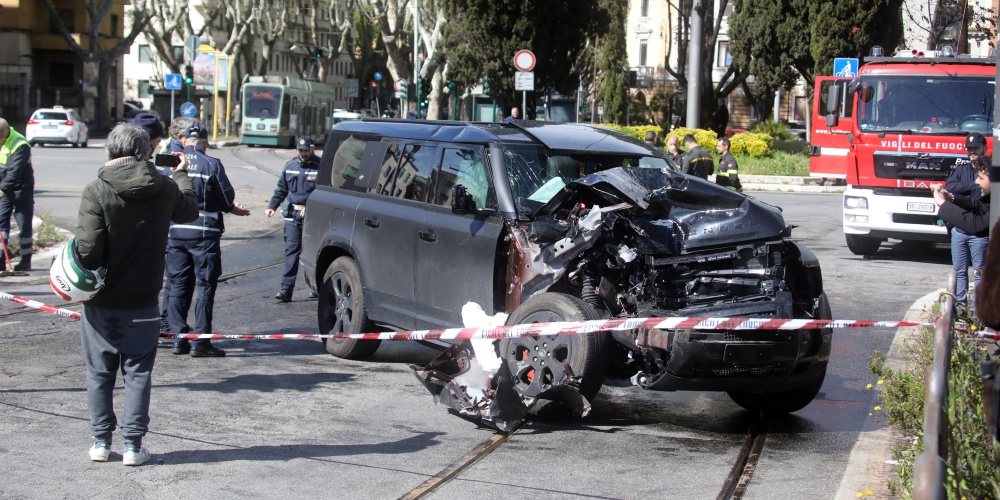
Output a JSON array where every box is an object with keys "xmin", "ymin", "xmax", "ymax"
[
  {"xmin": 1, "ymin": 212, "xmax": 66, "ymax": 258},
  {"xmin": 751, "ymin": 119, "xmax": 794, "ymax": 141},
  {"xmin": 729, "ymin": 132, "xmax": 774, "ymax": 159},
  {"xmin": 666, "ymin": 127, "xmax": 718, "ymax": 152},
  {"xmin": 870, "ymin": 303, "xmax": 1000, "ymax": 498},
  {"xmin": 596, "ymin": 123, "xmax": 663, "ymax": 143}
]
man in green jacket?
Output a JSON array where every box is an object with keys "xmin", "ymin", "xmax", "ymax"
[
  {"xmin": 0, "ymin": 118, "xmax": 33, "ymax": 271},
  {"xmin": 76, "ymin": 123, "xmax": 199, "ymax": 466}
]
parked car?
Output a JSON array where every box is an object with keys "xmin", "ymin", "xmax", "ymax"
[
  {"xmin": 26, "ymin": 106, "xmax": 89, "ymax": 147},
  {"xmin": 302, "ymin": 120, "xmax": 831, "ymax": 430}
]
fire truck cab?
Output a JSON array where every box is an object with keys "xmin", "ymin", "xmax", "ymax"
[{"xmin": 811, "ymin": 48, "xmax": 995, "ymax": 255}]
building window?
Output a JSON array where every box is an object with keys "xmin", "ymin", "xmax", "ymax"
[
  {"xmin": 138, "ymin": 45, "xmax": 153, "ymax": 63},
  {"xmin": 641, "ymin": 0, "xmax": 649, "ymax": 17},
  {"xmin": 110, "ymin": 15, "xmax": 119, "ymax": 38},
  {"xmin": 639, "ymin": 41, "xmax": 648, "ymax": 66},
  {"xmin": 717, "ymin": 41, "xmax": 731, "ymax": 67},
  {"xmin": 138, "ymin": 80, "xmax": 151, "ymax": 99},
  {"xmin": 50, "ymin": 63, "xmax": 74, "ymax": 87},
  {"xmin": 50, "ymin": 8, "xmax": 75, "ymax": 33}
]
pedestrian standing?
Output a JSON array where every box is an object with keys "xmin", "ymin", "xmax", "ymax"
[
  {"xmin": 504, "ymin": 107, "xmax": 519, "ymax": 122},
  {"xmin": 130, "ymin": 114, "xmax": 164, "ymax": 155},
  {"xmin": 644, "ymin": 131, "xmax": 659, "ymax": 147},
  {"xmin": 0, "ymin": 118, "xmax": 33, "ymax": 271},
  {"xmin": 265, "ymin": 136, "xmax": 320, "ymax": 302},
  {"xmin": 681, "ymin": 134, "xmax": 713, "ymax": 180},
  {"xmin": 715, "ymin": 138, "xmax": 743, "ymax": 193},
  {"xmin": 231, "ymin": 104, "xmax": 241, "ymax": 137},
  {"xmin": 166, "ymin": 124, "xmax": 251, "ymax": 357},
  {"xmin": 712, "ymin": 99, "xmax": 729, "ymax": 139},
  {"xmin": 75, "ymin": 123, "xmax": 198, "ymax": 465},
  {"xmin": 944, "ymin": 132, "xmax": 990, "ymax": 318},
  {"xmin": 160, "ymin": 117, "xmax": 197, "ymax": 155},
  {"xmin": 664, "ymin": 135, "xmax": 683, "ymax": 169}
]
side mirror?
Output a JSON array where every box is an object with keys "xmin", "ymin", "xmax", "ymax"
[{"xmin": 826, "ymin": 84, "xmax": 841, "ymax": 127}]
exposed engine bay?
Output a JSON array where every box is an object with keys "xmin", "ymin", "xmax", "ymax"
[{"xmin": 413, "ymin": 167, "xmax": 830, "ymax": 432}]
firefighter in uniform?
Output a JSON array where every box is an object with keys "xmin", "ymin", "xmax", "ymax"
[
  {"xmin": 265, "ymin": 136, "xmax": 320, "ymax": 302},
  {"xmin": 681, "ymin": 134, "xmax": 713, "ymax": 180},
  {"xmin": 715, "ymin": 137, "xmax": 743, "ymax": 193},
  {"xmin": 0, "ymin": 119, "xmax": 33, "ymax": 271},
  {"xmin": 167, "ymin": 124, "xmax": 251, "ymax": 357}
]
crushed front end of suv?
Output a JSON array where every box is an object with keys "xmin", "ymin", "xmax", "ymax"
[{"xmin": 302, "ymin": 120, "xmax": 831, "ymax": 432}]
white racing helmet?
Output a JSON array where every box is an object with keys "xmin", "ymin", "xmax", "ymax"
[{"xmin": 49, "ymin": 238, "xmax": 106, "ymax": 302}]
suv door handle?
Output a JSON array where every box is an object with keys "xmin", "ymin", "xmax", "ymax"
[
  {"xmin": 363, "ymin": 217, "xmax": 380, "ymax": 228},
  {"xmin": 418, "ymin": 230, "xmax": 437, "ymax": 242}
]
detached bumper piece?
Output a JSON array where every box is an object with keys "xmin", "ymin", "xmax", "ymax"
[{"xmin": 411, "ymin": 342, "xmax": 589, "ymax": 432}]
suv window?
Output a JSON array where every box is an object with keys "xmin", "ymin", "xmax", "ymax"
[
  {"xmin": 324, "ymin": 132, "xmax": 370, "ymax": 190},
  {"xmin": 431, "ymin": 148, "xmax": 490, "ymax": 209},
  {"xmin": 374, "ymin": 142, "xmax": 402, "ymax": 197},
  {"xmin": 394, "ymin": 144, "xmax": 438, "ymax": 202}
]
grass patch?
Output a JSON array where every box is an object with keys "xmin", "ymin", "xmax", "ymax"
[
  {"xmin": 739, "ymin": 151, "xmax": 810, "ymax": 176},
  {"xmin": 869, "ymin": 303, "xmax": 1000, "ymax": 498},
  {"xmin": 3, "ymin": 212, "xmax": 67, "ymax": 257}
]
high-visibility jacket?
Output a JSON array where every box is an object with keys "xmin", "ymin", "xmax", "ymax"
[
  {"xmin": 715, "ymin": 151, "xmax": 742, "ymax": 191},
  {"xmin": 0, "ymin": 128, "xmax": 32, "ymax": 191}
]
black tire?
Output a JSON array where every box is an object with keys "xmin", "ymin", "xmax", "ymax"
[
  {"xmin": 318, "ymin": 257, "xmax": 381, "ymax": 359},
  {"xmin": 498, "ymin": 293, "xmax": 610, "ymax": 402},
  {"xmin": 727, "ymin": 374, "xmax": 825, "ymax": 414},
  {"xmin": 727, "ymin": 293, "xmax": 831, "ymax": 414},
  {"xmin": 845, "ymin": 233, "xmax": 882, "ymax": 256}
]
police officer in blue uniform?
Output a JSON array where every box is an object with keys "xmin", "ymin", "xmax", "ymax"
[
  {"xmin": 167, "ymin": 124, "xmax": 250, "ymax": 357},
  {"xmin": 265, "ymin": 136, "xmax": 320, "ymax": 302}
]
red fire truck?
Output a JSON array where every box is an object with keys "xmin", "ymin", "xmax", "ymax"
[{"xmin": 811, "ymin": 49, "xmax": 994, "ymax": 255}]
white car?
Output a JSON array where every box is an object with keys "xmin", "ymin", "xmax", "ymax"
[{"xmin": 26, "ymin": 106, "xmax": 89, "ymax": 147}]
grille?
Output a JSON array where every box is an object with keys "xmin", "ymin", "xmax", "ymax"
[
  {"xmin": 710, "ymin": 363, "xmax": 788, "ymax": 377},
  {"xmin": 892, "ymin": 213, "xmax": 941, "ymax": 225}
]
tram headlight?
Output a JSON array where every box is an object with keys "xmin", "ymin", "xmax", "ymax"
[{"xmin": 844, "ymin": 196, "xmax": 868, "ymax": 210}]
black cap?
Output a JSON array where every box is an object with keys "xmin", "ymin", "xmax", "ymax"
[
  {"xmin": 296, "ymin": 136, "xmax": 314, "ymax": 149},
  {"xmin": 130, "ymin": 113, "xmax": 164, "ymax": 139},
  {"xmin": 185, "ymin": 123, "xmax": 208, "ymax": 139},
  {"xmin": 966, "ymin": 132, "xmax": 987, "ymax": 149}
]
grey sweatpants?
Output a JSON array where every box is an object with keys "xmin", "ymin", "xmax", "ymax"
[{"xmin": 80, "ymin": 304, "xmax": 160, "ymax": 447}]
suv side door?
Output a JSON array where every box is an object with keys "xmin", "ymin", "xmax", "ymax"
[
  {"xmin": 352, "ymin": 140, "xmax": 439, "ymax": 330},
  {"xmin": 412, "ymin": 145, "xmax": 504, "ymax": 327}
]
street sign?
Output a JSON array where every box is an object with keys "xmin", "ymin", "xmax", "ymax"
[
  {"xmin": 345, "ymin": 78, "xmax": 359, "ymax": 98},
  {"xmin": 180, "ymin": 102, "xmax": 197, "ymax": 118},
  {"xmin": 514, "ymin": 49, "xmax": 536, "ymax": 72},
  {"xmin": 394, "ymin": 79, "xmax": 407, "ymax": 92},
  {"xmin": 374, "ymin": 71, "xmax": 383, "ymax": 82},
  {"xmin": 515, "ymin": 71, "xmax": 534, "ymax": 91},
  {"xmin": 165, "ymin": 73, "xmax": 182, "ymax": 90},
  {"xmin": 833, "ymin": 58, "xmax": 859, "ymax": 77},
  {"xmin": 184, "ymin": 35, "xmax": 200, "ymax": 63},
  {"xmin": 598, "ymin": 106, "xmax": 604, "ymax": 115}
]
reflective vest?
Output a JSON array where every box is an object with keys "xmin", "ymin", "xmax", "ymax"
[{"xmin": 0, "ymin": 129, "xmax": 29, "ymax": 165}]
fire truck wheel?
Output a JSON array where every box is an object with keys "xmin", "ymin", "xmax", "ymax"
[{"xmin": 845, "ymin": 234, "xmax": 882, "ymax": 256}]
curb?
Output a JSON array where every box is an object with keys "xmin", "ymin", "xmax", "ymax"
[
  {"xmin": 0, "ymin": 216, "xmax": 72, "ymax": 281},
  {"xmin": 834, "ymin": 288, "xmax": 942, "ymax": 499}
]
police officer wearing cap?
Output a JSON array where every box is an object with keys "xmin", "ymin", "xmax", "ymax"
[
  {"xmin": 265, "ymin": 136, "xmax": 320, "ymax": 302},
  {"xmin": 166, "ymin": 123, "xmax": 251, "ymax": 357},
  {"xmin": 944, "ymin": 131, "xmax": 990, "ymax": 318}
]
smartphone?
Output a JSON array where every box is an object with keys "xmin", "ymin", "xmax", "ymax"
[{"xmin": 154, "ymin": 153, "xmax": 181, "ymax": 168}]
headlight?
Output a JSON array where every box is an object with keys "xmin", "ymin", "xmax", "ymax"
[
  {"xmin": 844, "ymin": 196, "xmax": 868, "ymax": 209},
  {"xmin": 845, "ymin": 214, "xmax": 869, "ymax": 223}
]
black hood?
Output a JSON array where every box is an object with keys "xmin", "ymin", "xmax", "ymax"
[{"xmin": 537, "ymin": 167, "xmax": 790, "ymax": 252}]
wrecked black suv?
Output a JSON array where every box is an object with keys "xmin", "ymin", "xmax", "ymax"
[{"xmin": 302, "ymin": 120, "xmax": 831, "ymax": 430}]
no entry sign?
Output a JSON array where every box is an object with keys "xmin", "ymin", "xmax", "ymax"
[{"xmin": 514, "ymin": 49, "xmax": 536, "ymax": 72}]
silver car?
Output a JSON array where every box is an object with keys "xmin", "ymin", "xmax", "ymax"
[{"xmin": 26, "ymin": 107, "xmax": 89, "ymax": 147}]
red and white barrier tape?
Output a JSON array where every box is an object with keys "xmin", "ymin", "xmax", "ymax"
[{"xmin": 1, "ymin": 289, "xmax": 931, "ymax": 340}]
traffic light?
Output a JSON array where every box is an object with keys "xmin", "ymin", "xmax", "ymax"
[
  {"xmin": 184, "ymin": 65, "xmax": 194, "ymax": 85},
  {"xmin": 419, "ymin": 78, "xmax": 432, "ymax": 107},
  {"xmin": 402, "ymin": 82, "xmax": 414, "ymax": 101},
  {"xmin": 315, "ymin": 48, "xmax": 324, "ymax": 59}
]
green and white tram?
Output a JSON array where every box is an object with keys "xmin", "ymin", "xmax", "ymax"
[{"xmin": 239, "ymin": 75, "xmax": 337, "ymax": 148}]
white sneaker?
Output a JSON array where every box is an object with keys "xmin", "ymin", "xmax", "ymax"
[
  {"xmin": 89, "ymin": 441, "xmax": 111, "ymax": 462},
  {"xmin": 122, "ymin": 445, "xmax": 150, "ymax": 466}
]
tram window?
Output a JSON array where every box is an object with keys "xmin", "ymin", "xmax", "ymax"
[{"xmin": 281, "ymin": 95, "xmax": 291, "ymax": 127}]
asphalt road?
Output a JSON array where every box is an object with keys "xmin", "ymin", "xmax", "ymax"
[{"xmin": 0, "ymin": 142, "xmax": 951, "ymax": 499}]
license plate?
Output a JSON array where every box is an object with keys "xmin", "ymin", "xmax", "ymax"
[
  {"xmin": 907, "ymin": 202, "xmax": 935, "ymax": 213},
  {"xmin": 42, "ymin": 125, "xmax": 57, "ymax": 129}
]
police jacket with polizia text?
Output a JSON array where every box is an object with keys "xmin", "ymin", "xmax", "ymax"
[{"xmin": 168, "ymin": 145, "xmax": 238, "ymax": 240}]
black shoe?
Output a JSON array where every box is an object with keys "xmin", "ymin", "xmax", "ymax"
[
  {"xmin": 12, "ymin": 260, "xmax": 30, "ymax": 271},
  {"xmin": 274, "ymin": 290, "xmax": 292, "ymax": 303},
  {"xmin": 191, "ymin": 344, "xmax": 226, "ymax": 358},
  {"xmin": 172, "ymin": 339, "xmax": 191, "ymax": 355},
  {"xmin": 308, "ymin": 291, "xmax": 319, "ymax": 299}
]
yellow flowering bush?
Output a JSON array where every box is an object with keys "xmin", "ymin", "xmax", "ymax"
[
  {"xmin": 596, "ymin": 123, "xmax": 663, "ymax": 143},
  {"xmin": 666, "ymin": 127, "xmax": 718, "ymax": 152},
  {"xmin": 729, "ymin": 132, "xmax": 774, "ymax": 159}
]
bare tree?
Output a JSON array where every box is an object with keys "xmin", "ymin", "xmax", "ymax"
[
  {"xmin": 137, "ymin": 0, "xmax": 223, "ymax": 75},
  {"xmin": 251, "ymin": 0, "xmax": 294, "ymax": 76},
  {"xmin": 42, "ymin": 0, "xmax": 151, "ymax": 131}
]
